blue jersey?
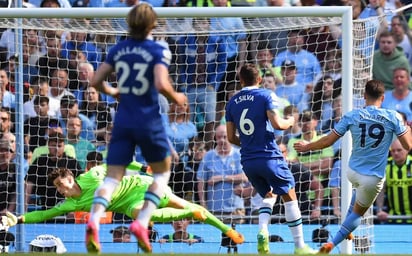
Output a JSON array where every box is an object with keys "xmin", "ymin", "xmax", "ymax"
[
  {"xmin": 333, "ymin": 105, "xmax": 408, "ymax": 178},
  {"xmin": 225, "ymin": 87, "xmax": 284, "ymax": 161},
  {"xmin": 105, "ymin": 39, "xmax": 171, "ymax": 129}
]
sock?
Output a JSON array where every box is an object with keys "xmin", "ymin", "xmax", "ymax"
[
  {"xmin": 89, "ymin": 177, "xmax": 119, "ymax": 227},
  {"xmin": 186, "ymin": 203, "xmax": 231, "ymax": 233},
  {"xmin": 332, "ymin": 212, "xmax": 361, "ymax": 246},
  {"xmin": 138, "ymin": 172, "xmax": 170, "ymax": 227},
  {"xmin": 150, "ymin": 208, "xmax": 194, "ymax": 222},
  {"xmin": 284, "ymin": 200, "xmax": 305, "ymax": 249},
  {"xmin": 346, "ymin": 190, "xmax": 356, "ymax": 216},
  {"xmin": 258, "ymin": 197, "xmax": 276, "ymax": 231}
]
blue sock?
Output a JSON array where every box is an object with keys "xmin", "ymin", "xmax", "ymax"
[
  {"xmin": 346, "ymin": 190, "xmax": 356, "ymax": 216},
  {"xmin": 332, "ymin": 212, "xmax": 361, "ymax": 246}
]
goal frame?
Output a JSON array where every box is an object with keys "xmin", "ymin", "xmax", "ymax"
[{"xmin": 0, "ymin": 6, "xmax": 353, "ymax": 253}]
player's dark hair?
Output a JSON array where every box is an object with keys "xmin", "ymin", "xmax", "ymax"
[
  {"xmin": 48, "ymin": 168, "xmax": 74, "ymax": 183},
  {"xmin": 364, "ymin": 80, "xmax": 385, "ymax": 100},
  {"xmin": 239, "ymin": 63, "xmax": 260, "ymax": 86}
]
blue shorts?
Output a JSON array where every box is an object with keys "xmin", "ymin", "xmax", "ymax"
[
  {"xmin": 106, "ymin": 124, "xmax": 170, "ymax": 165},
  {"xmin": 241, "ymin": 158, "xmax": 295, "ymax": 198}
]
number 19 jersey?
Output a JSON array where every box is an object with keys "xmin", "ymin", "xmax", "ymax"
[
  {"xmin": 333, "ymin": 105, "xmax": 408, "ymax": 178},
  {"xmin": 225, "ymin": 87, "xmax": 283, "ymax": 161}
]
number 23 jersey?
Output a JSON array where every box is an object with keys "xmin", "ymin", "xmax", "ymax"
[{"xmin": 105, "ymin": 38, "xmax": 172, "ymax": 128}]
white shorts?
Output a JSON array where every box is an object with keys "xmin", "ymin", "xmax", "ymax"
[{"xmin": 347, "ymin": 169, "xmax": 385, "ymax": 208}]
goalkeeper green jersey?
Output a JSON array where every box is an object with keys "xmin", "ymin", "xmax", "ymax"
[{"xmin": 23, "ymin": 162, "xmax": 171, "ymax": 223}]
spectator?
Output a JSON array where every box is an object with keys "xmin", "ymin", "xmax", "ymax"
[
  {"xmin": 287, "ymin": 111, "xmax": 334, "ymax": 214},
  {"xmin": 261, "ymin": 72, "xmax": 290, "ymax": 114},
  {"xmin": 48, "ymin": 69, "xmax": 75, "ymax": 117},
  {"xmin": 303, "ymin": 26, "xmax": 338, "ymax": 68},
  {"xmin": 30, "ymin": 122, "xmax": 76, "ymax": 164},
  {"xmin": 5, "ymin": 55, "xmax": 32, "ymax": 103},
  {"xmin": 75, "ymin": 62, "xmax": 116, "ymax": 107},
  {"xmin": 65, "ymin": 116, "xmax": 96, "ymax": 170},
  {"xmin": 0, "ymin": 69, "xmax": 15, "ymax": 109},
  {"xmin": 177, "ymin": 17, "xmax": 226, "ymax": 150},
  {"xmin": 309, "ymin": 75, "xmax": 342, "ymax": 133},
  {"xmin": 110, "ymin": 226, "xmax": 131, "ymax": 243},
  {"xmin": 183, "ymin": 140, "xmax": 206, "ymax": 203},
  {"xmin": 318, "ymin": 48, "xmax": 342, "ymax": 82},
  {"xmin": 275, "ymin": 60, "xmax": 309, "ymax": 113},
  {"xmin": 25, "ymin": 132, "xmax": 83, "ymax": 210},
  {"xmin": 159, "ymin": 219, "xmax": 204, "ymax": 244},
  {"xmin": 79, "ymin": 86, "xmax": 113, "ymax": 142},
  {"xmin": 391, "ymin": 15, "xmax": 412, "ymax": 68},
  {"xmin": 0, "ymin": 108, "xmax": 12, "ymax": 136},
  {"xmin": 24, "ymin": 95, "xmax": 59, "ymax": 152},
  {"xmin": 376, "ymin": 139, "xmax": 412, "ymax": 223},
  {"xmin": 60, "ymin": 20, "xmax": 101, "ymax": 70},
  {"xmin": 256, "ymin": 44, "xmax": 282, "ymax": 84},
  {"xmin": 23, "ymin": 76, "xmax": 52, "ymax": 120},
  {"xmin": 381, "ymin": 67, "xmax": 412, "ymax": 124},
  {"xmin": 372, "ymin": 30, "xmax": 410, "ymax": 90},
  {"xmin": 85, "ymin": 151, "xmax": 103, "ymax": 172},
  {"xmin": 58, "ymin": 94, "xmax": 95, "ymax": 142},
  {"xmin": 197, "ymin": 125, "xmax": 248, "ymax": 224},
  {"xmin": 211, "ymin": 0, "xmax": 248, "ymax": 124},
  {"xmin": 37, "ymin": 32, "xmax": 76, "ymax": 89},
  {"xmin": 281, "ymin": 105, "xmax": 301, "ymax": 144},
  {"xmin": 0, "ymin": 136, "xmax": 16, "ymax": 213},
  {"xmin": 274, "ymin": 29, "xmax": 322, "ymax": 88},
  {"xmin": 166, "ymin": 101, "xmax": 197, "ymax": 200}
]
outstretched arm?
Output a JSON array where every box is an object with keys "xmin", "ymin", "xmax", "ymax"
[{"xmin": 294, "ymin": 131, "xmax": 340, "ymax": 152}]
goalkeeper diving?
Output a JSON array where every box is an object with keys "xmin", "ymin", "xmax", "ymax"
[{"xmin": 1, "ymin": 162, "xmax": 244, "ymax": 249}]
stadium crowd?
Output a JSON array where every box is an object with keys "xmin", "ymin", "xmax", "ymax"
[{"xmin": 0, "ymin": 0, "xmax": 412, "ymax": 231}]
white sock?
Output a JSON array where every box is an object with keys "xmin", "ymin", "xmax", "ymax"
[
  {"xmin": 138, "ymin": 172, "xmax": 171, "ymax": 226},
  {"xmin": 258, "ymin": 196, "xmax": 277, "ymax": 231},
  {"xmin": 284, "ymin": 200, "xmax": 305, "ymax": 248},
  {"xmin": 90, "ymin": 177, "xmax": 119, "ymax": 227}
]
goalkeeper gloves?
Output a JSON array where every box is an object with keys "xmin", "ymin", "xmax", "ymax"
[{"xmin": 1, "ymin": 212, "xmax": 18, "ymax": 228}]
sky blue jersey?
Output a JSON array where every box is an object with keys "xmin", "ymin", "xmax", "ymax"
[
  {"xmin": 333, "ymin": 105, "xmax": 408, "ymax": 178},
  {"xmin": 105, "ymin": 38, "xmax": 171, "ymax": 129},
  {"xmin": 225, "ymin": 87, "xmax": 283, "ymax": 161}
]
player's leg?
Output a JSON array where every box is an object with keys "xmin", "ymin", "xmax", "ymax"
[
  {"xmin": 272, "ymin": 160, "xmax": 315, "ymax": 254},
  {"xmin": 86, "ymin": 128, "xmax": 132, "ymax": 253},
  {"xmin": 166, "ymin": 193, "xmax": 244, "ymax": 244},
  {"xmin": 130, "ymin": 131, "xmax": 172, "ymax": 253},
  {"xmin": 241, "ymin": 159, "xmax": 279, "ymax": 254},
  {"xmin": 320, "ymin": 170, "xmax": 384, "ymax": 254}
]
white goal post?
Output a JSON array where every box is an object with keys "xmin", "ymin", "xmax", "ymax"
[{"xmin": 0, "ymin": 6, "xmax": 367, "ymax": 254}]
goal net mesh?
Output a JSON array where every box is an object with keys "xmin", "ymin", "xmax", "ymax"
[{"xmin": 0, "ymin": 12, "xmax": 383, "ymax": 254}]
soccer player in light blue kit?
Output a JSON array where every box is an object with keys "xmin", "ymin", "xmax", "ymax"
[
  {"xmin": 86, "ymin": 4, "xmax": 187, "ymax": 253},
  {"xmin": 294, "ymin": 79, "xmax": 412, "ymax": 254},
  {"xmin": 225, "ymin": 63, "xmax": 316, "ymax": 254}
]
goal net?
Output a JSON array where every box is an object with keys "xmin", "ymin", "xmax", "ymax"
[{"xmin": 0, "ymin": 6, "xmax": 384, "ymax": 254}]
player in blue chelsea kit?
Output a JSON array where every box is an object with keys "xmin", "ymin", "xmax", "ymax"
[
  {"xmin": 225, "ymin": 63, "xmax": 316, "ymax": 254},
  {"xmin": 294, "ymin": 79, "xmax": 412, "ymax": 253},
  {"xmin": 86, "ymin": 3, "xmax": 187, "ymax": 253}
]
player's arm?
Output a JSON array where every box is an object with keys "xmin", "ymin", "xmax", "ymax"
[
  {"xmin": 294, "ymin": 131, "xmax": 340, "ymax": 152},
  {"xmin": 2, "ymin": 205, "xmax": 70, "ymax": 227},
  {"xmin": 226, "ymin": 121, "xmax": 240, "ymax": 146},
  {"xmin": 90, "ymin": 63, "xmax": 118, "ymax": 97},
  {"xmin": 398, "ymin": 126, "xmax": 412, "ymax": 151},
  {"xmin": 154, "ymin": 64, "xmax": 186, "ymax": 106},
  {"xmin": 267, "ymin": 109, "xmax": 294, "ymax": 130}
]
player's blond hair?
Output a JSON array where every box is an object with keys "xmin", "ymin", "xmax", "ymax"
[{"xmin": 127, "ymin": 3, "xmax": 157, "ymax": 40}]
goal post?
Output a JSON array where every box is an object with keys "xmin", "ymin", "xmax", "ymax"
[{"xmin": 0, "ymin": 6, "xmax": 386, "ymax": 254}]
